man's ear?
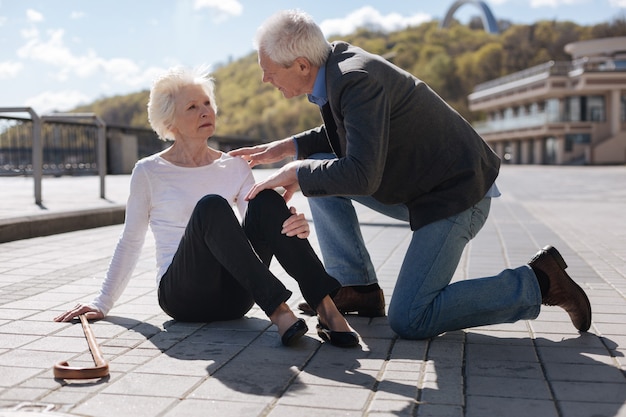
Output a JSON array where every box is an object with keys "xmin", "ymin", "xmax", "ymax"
[{"xmin": 294, "ymin": 57, "xmax": 311, "ymax": 74}]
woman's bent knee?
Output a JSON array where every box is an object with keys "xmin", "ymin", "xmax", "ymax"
[
  {"xmin": 197, "ymin": 194, "xmax": 228, "ymax": 210},
  {"xmin": 248, "ymin": 189, "xmax": 282, "ymax": 207},
  {"xmin": 192, "ymin": 194, "xmax": 231, "ymax": 218}
]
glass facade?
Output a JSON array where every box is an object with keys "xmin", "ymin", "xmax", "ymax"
[
  {"xmin": 565, "ymin": 96, "xmax": 605, "ymax": 122},
  {"xmin": 475, "ymin": 95, "xmax": 607, "ymax": 134},
  {"xmin": 469, "ymin": 37, "xmax": 626, "ymax": 165},
  {"xmin": 565, "ymin": 133, "xmax": 591, "ymax": 151}
]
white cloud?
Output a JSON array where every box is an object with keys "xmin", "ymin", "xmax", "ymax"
[
  {"xmin": 26, "ymin": 8, "xmax": 44, "ymax": 23},
  {"xmin": 0, "ymin": 16, "xmax": 7, "ymax": 26},
  {"xmin": 20, "ymin": 27, "xmax": 39, "ymax": 39},
  {"xmin": 70, "ymin": 11, "xmax": 85, "ymax": 19},
  {"xmin": 16, "ymin": 26, "xmax": 165, "ymax": 98},
  {"xmin": 18, "ymin": 29, "xmax": 77, "ymax": 70},
  {"xmin": 25, "ymin": 90, "xmax": 92, "ymax": 114},
  {"xmin": 0, "ymin": 61, "xmax": 23, "ymax": 79},
  {"xmin": 609, "ymin": 0, "xmax": 626, "ymax": 6},
  {"xmin": 319, "ymin": 6, "xmax": 431, "ymax": 36},
  {"xmin": 529, "ymin": 0, "xmax": 586, "ymax": 7},
  {"xmin": 193, "ymin": 0, "xmax": 243, "ymax": 21}
]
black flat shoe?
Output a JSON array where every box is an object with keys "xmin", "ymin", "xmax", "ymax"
[
  {"xmin": 281, "ymin": 318, "xmax": 308, "ymax": 346},
  {"xmin": 316, "ymin": 321, "xmax": 359, "ymax": 348}
]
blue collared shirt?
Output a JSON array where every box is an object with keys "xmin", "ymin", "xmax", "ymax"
[
  {"xmin": 295, "ymin": 63, "xmax": 327, "ymax": 159},
  {"xmin": 307, "ymin": 63, "xmax": 327, "ymax": 107}
]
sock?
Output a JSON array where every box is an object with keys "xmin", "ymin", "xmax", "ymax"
[
  {"xmin": 351, "ymin": 283, "xmax": 381, "ymax": 293},
  {"xmin": 533, "ymin": 269, "xmax": 550, "ymax": 297}
]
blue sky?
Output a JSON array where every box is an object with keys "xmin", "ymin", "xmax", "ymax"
[{"xmin": 1, "ymin": 0, "xmax": 625, "ymax": 114}]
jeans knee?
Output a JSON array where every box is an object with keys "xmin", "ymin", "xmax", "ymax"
[
  {"xmin": 388, "ymin": 308, "xmax": 412, "ymax": 339},
  {"xmin": 388, "ymin": 306, "xmax": 435, "ymax": 340}
]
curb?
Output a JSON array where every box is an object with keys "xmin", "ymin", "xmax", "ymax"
[{"xmin": 0, "ymin": 205, "xmax": 126, "ymax": 243}]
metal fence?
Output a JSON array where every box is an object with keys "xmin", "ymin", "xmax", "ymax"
[
  {"xmin": 0, "ymin": 108, "xmax": 163, "ymax": 204},
  {"xmin": 0, "ymin": 107, "xmax": 261, "ymax": 205}
]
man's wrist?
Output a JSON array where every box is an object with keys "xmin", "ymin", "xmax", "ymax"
[{"xmin": 281, "ymin": 137, "xmax": 297, "ymax": 158}]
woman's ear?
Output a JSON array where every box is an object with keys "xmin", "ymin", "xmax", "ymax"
[{"xmin": 166, "ymin": 121, "xmax": 177, "ymax": 138}]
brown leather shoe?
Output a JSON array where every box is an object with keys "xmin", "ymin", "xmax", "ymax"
[
  {"xmin": 298, "ymin": 286, "xmax": 386, "ymax": 317},
  {"xmin": 529, "ymin": 245, "xmax": 592, "ymax": 332}
]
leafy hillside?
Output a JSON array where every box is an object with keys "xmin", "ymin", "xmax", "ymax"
[{"xmin": 74, "ymin": 18, "xmax": 626, "ymax": 142}]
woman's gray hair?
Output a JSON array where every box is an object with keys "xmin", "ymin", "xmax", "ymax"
[
  {"xmin": 147, "ymin": 66, "xmax": 217, "ymax": 141},
  {"xmin": 254, "ymin": 9, "xmax": 331, "ymax": 67}
]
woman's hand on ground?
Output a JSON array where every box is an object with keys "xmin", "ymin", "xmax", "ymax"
[{"xmin": 53, "ymin": 303, "xmax": 104, "ymax": 322}]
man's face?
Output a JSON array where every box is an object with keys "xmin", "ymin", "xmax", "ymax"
[{"xmin": 258, "ymin": 51, "xmax": 312, "ymax": 99}]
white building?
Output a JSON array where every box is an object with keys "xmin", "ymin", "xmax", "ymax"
[{"xmin": 468, "ymin": 36, "xmax": 626, "ymax": 165}]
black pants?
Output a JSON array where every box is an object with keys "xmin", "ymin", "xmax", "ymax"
[{"xmin": 158, "ymin": 189, "xmax": 340, "ymax": 322}]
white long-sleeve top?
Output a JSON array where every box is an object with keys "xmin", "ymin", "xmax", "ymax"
[{"xmin": 91, "ymin": 152, "xmax": 254, "ymax": 315}]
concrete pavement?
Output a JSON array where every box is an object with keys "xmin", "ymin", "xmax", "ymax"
[{"xmin": 0, "ymin": 165, "xmax": 625, "ymax": 417}]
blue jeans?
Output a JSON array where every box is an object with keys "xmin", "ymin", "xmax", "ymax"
[{"xmin": 306, "ymin": 155, "xmax": 541, "ymax": 339}]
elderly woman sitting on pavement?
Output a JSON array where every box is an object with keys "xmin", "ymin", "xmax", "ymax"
[{"xmin": 54, "ymin": 66, "xmax": 359, "ymax": 348}]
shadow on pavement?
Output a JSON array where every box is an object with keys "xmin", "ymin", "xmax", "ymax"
[{"xmin": 87, "ymin": 315, "xmax": 624, "ymax": 416}]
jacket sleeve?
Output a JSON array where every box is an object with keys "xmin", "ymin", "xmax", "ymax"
[
  {"xmin": 293, "ymin": 125, "xmax": 333, "ymax": 159},
  {"xmin": 297, "ymin": 70, "xmax": 390, "ymax": 198}
]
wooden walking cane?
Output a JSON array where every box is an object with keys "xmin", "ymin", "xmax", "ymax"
[{"xmin": 53, "ymin": 314, "xmax": 109, "ymax": 379}]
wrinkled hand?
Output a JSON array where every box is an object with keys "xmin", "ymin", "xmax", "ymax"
[
  {"xmin": 229, "ymin": 138, "xmax": 295, "ymax": 168},
  {"xmin": 283, "ymin": 206, "xmax": 310, "ymax": 239},
  {"xmin": 53, "ymin": 303, "xmax": 104, "ymax": 322},
  {"xmin": 246, "ymin": 161, "xmax": 300, "ymax": 202}
]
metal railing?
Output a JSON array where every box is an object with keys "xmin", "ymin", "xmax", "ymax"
[
  {"xmin": 1, "ymin": 108, "xmax": 108, "ymax": 204},
  {"xmin": 0, "ymin": 108, "xmax": 43, "ymax": 204},
  {"xmin": 473, "ymin": 61, "xmax": 573, "ymax": 93},
  {"xmin": 0, "ymin": 107, "xmax": 262, "ymax": 206},
  {"xmin": 42, "ymin": 113, "xmax": 107, "ymax": 199}
]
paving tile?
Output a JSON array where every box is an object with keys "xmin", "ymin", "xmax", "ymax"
[
  {"xmin": 162, "ymin": 399, "xmax": 267, "ymax": 417},
  {"xmin": 465, "ymin": 396, "xmax": 558, "ymax": 417},
  {"xmin": 100, "ymin": 372, "xmax": 202, "ymax": 397},
  {"xmin": 0, "ymin": 166, "xmax": 624, "ymax": 416},
  {"xmin": 71, "ymin": 393, "xmax": 176, "ymax": 417},
  {"xmin": 558, "ymin": 401, "xmax": 626, "ymax": 417},
  {"xmin": 550, "ymin": 380, "xmax": 626, "ymax": 403},
  {"xmin": 465, "ymin": 375, "xmax": 552, "ymax": 399},
  {"xmin": 278, "ymin": 383, "xmax": 370, "ymax": 411},
  {"xmin": 0, "ymin": 366, "xmax": 43, "ymax": 388}
]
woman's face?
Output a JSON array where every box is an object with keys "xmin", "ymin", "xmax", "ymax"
[{"xmin": 170, "ymin": 84, "xmax": 216, "ymax": 140}]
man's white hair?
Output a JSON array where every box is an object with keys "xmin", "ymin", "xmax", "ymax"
[{"xmin": 254, "ymin": 9, "xmax": 331, "ymax": 67}]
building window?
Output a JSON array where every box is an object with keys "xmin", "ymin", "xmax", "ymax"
[
  {"xmin": 546, "ymin": 99, "xmax": 560, "ymax": 122},
  {"xmin": 544, "ymin": 137, "xmax": 558, "ymax": 165},
  {"xmin": 587, "ymin": 96, "xmax": 605, "ymax": 121},
  {"xmin": 565, "ymin": 133, "xmax": 591, "ymax": 151},
  {"xmin": 529, "ymin": 103, "xmax": 539, "ymax": 115},
  {"xmin": 622, "ymin": 94, "xmax": 626, "ymax": 122},
  {"xmin": 566, "ymin": 96, "xmax": 581, "ymax": 121},
  {"xmin": 614, "ymin": 60, "xmax": 626, "ymax": 70},
  {"xmin": 566, "ymin": 95, "xmax": 605, "ymax": 122}
]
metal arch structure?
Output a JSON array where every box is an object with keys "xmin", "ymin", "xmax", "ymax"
[{"xmin": 440, "ymin": 0, "xmax": 499, "ymax": 34}]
